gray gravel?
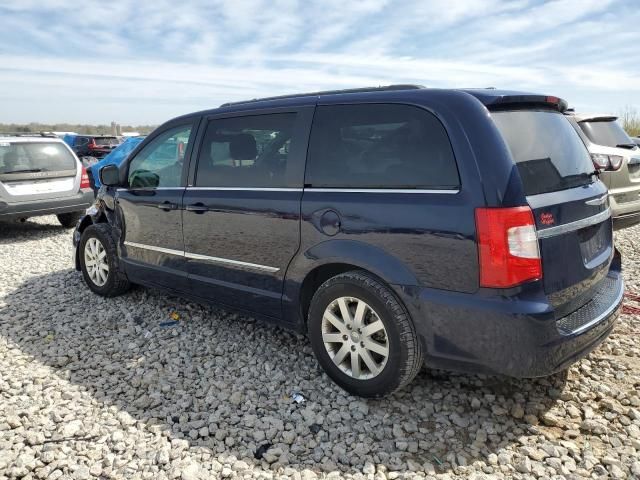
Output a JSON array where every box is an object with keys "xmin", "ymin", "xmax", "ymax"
[{"xmin": 0, "ymin": 216, "xmax": 639, "ymax": 480}]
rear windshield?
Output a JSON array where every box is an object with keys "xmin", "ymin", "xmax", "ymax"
[
  {"xmin": 577, "ymin": 120, "xmax": 635, "ymax": 148},
  {"xmin": 0, "ymin": 142, "xmax": 76, "ymax": 174},
  {"xmin": 491, "ymin": 110, "xmax": 594, "ymax": 196},
  {"xmin": 94, "ymin": 137, "xmax": 119, "ymax": 146}
]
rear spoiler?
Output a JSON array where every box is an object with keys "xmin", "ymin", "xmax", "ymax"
[
  {"xmin": 576, "ymin": 115, "xmax": 617, "ymax": 123},
  {"xmin": 482, "ymin": 94, "xmax": 569, "ymax": 113},
  {"xmin": 454, "ymin": 89, "xmax": 571, "ymax": 113}
]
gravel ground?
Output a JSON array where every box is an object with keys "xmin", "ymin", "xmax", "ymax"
[{"xmin": 0, "ymin": 216, "xmax": 639, "ymax": 480}]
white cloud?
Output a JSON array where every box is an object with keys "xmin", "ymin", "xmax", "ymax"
[{"xmin": 0, "ymin": 0, "xmax": 638, "ymax": 123}]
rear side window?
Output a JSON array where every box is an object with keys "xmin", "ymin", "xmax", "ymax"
[
  {"xmin": 0, "ymin": 142, "xmax": 76, "ymax": 174},
  {"xmin": 306, "ymin": 104, "xmax": 459, "ymax": 189},
  {"xmin": 195, "ymin": 113, "xmax": 296, "ymax": 188},
  {"xmin": 492, "ymin": 111, "xmax": 594, "ymax": 196},
  {"xmin": 578, "ymin": 120, "xmax": 635, "ymax": 149}
]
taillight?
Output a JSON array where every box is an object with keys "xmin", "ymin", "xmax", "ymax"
[
  {"xmin": 475, "ymin": 206, "xmax": 542, "ymax": 288},
  {"xmin": 591, "ymin": 153, "xmax": 623, "ymax": 171},
  {"xmin": 609, "ymin": 155, "xmax": 624, "ymax": 170},
  {"xmin": 80, "ymin": 166, "xmax": 91, "ymax": 189}
]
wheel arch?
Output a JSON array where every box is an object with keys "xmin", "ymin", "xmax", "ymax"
[
  {"xmin": 284, "ymin": 239, "xmax": 420, "ymax": 331},
  {"xmin": 73, "ymin": 210, "xmax": 109, "ymax": 270}
]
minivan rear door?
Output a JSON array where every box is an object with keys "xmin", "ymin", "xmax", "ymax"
[
  {"xmin": 491, "ymin": 110, "xmax": 613, "ymax": 314},
  {"xmin": 0, "ymin": 141, "xmax": 79, "ymax": 202}
]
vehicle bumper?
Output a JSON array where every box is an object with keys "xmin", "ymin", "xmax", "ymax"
[
  {"xmin": 87, "ymin": 149, "xmax": 113, "ymax": 159},
  {"xmin": 613, "ymin": 211, "xmax": 640, "ymax": 230},
  {"xmin": 393, "ymin": 253, "xmax": 623, "ymax": 378},
  {"xmin": 0, "ymin": 190, "xmax": 95, "ymax": 221},
  {"xmin": 609, "ymin": 189, "xmax": 640, "ymax": 230}
]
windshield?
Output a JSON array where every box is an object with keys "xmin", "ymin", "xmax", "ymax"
[
  {"xmin": 94, "ymin": 137, "xmax": 119, "ymax": 146},
  {"xmin": 578, "ymin": 119, "xmax": 634, "ymax": 148},
  {"xmin": 0, "ymin": 142, "xmax": 76, "ymax": 174},
  {"xmin": 492, "ymin": 110, "xmax": 595, "ymax": 196}
]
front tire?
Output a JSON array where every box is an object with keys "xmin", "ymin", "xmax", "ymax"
[
  {"xmin": 308, "ymin": 270, "xmax": 423, "ymax": 397},
  {"xmin": 57, "ymin": 212, "xmax": 83, "ymax": 228},
  {"xmin": 79, "ymin": 224, "xmax": 130, "ymax": 297}
]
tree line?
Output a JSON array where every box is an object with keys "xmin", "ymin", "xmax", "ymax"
[
  {"xmin": 2, "ymin": 109, "xmax": 638, "ymax": 138},
  {"xmin": 619, "ymin": 106, "xmax": 640, "ymax": 137},
  {"xmin": 0, "ymin": 123, "xmax": 157, "ymax": 135}
]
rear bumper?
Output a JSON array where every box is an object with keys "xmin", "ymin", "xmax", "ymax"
[
  {"xmin": 0, "ymin": 191, "xmax": 95, "ymax": 220},
  {"xmin": 610, "ymin": 189, "xmax": 640, "ymax": 230},
  {"xmin": 394, "ymin": 256, "xmax": 623, "ymax": 378},
  {"xmin": 613, "ymin": 211, "xmax": 640, "ymax": 230},
  {"xmin": 86, "ymin": 149, "xmax": 112, "ymax": 159}
]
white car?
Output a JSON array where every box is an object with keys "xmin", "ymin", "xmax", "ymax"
[{"xmin": 0, "ymin": 133, "xmax": 94, "ymax": 227}]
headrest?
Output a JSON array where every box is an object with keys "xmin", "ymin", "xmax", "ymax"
[{"xmin": 229, "ymin": 133, "xmax": 257, "ymax": 160}]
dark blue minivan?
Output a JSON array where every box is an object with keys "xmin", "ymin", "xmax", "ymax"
[{"xmin": 73, "ymin": 85, "xmax": 623, "ymax": 397}]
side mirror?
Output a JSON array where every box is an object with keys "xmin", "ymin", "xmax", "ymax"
[{"xmin": 99, "ymin": 164, "xmax": 120, "ymax": 187}]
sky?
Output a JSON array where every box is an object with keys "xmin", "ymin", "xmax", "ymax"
[{"xmin": 0, "ymin": 0, "xmax": 639, "ymax": 125}]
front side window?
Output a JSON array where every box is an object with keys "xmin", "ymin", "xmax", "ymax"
[
  {"xmin": 128, "ymin": 125, "xmax": 192, "ymax": 188},
  {"xmin": 195, "ymin": 113, "xmax": 296, "ymax": 188},
  {"xmin": 305, "ymin": 104, "xmax": 460, "ymax": 189}
]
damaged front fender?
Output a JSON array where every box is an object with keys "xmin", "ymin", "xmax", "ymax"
[{"xmin": 72, "ymin": 197, "xmax": 114, "ymax": 270}]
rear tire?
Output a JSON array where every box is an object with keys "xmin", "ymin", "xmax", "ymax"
[
  {"xmin": 308, "ymin": 270, "xmax": 423, "ymax": 397},
  {"xmin": 57, "ymin": 212, "xmax": 83, "ymax": 228},
  {"xmin": 79, "ymin": 223, "xmax": 130, "ymax": 297}
]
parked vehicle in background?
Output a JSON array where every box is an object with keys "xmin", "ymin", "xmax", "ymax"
[
  {"xmin": 566, "ymin": 113, "xmax": 640, "ymax": 229},
  {"xmin": 63, "ymin": 135, "xmax": 121, "ymax": 164},
  {"xmin": 88, "ymin": 136, "xmax": 146, "ymax": 190},
  {"xmin": 0, "ymin": 133, "xmax": 94, "ymax": 227},
  {"xmin": 72, "ymin": 86, "xmax": 622, "ymax": 397}
]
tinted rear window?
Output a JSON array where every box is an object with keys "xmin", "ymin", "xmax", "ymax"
[
  {"xmin": 491, "ymin": 111, "xmax": 594, "ymax": 196},
  {"xmin": 94, "ymin": 137, "xmax": 119, "ymax": 146},
  {"xmin": 578, "ymin": 120, "xmax": 634, "ymax": 148},
  {"xmin": 306, "ymin": 104, "xmax": 459, "ymax": 189},
  {"xmin": 0, "ymin": 142, "xmax": 76, "ymax": 174}
]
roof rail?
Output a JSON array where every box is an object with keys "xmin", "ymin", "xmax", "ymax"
[
  {"xmin": 220, "ymin": 84, "xmax": 425, "ymax": 107},
  {"xmin": 0, "ymin": 132, "xmax": 58, "ymax": 138}
]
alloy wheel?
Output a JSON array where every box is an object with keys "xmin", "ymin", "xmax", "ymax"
[
  {"xmin": 321, "ymin": 296, "xmax": 390, "ymax": 380},
  {"xmin": 84, "ymin": 237, "xmax": 109, "ymax": 287}
]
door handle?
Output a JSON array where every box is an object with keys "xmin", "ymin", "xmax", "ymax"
[
  {"xmin": 186, "ymin": 203, "xmax": 209, "ymax": 213},
  {"xmin": 157, "ymin": 201, "xmax": 178, "ymax": 211}
]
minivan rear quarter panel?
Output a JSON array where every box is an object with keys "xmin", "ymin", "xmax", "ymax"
[{"xmin": 284, "ymin": 91, "xmax": 496, "ymax": 329}]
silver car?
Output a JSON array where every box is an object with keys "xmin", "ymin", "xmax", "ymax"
[
  {"xmin": 0, "ymin": 133, "xmax": 94, "ymax": 227},
  {"xmin": 566, "ymin": 113, "xmax": 640, "ymax": 229}
]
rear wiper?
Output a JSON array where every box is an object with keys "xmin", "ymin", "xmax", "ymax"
[
  {"xmin": 616, "ymin": 143, "xmax": 637, "ymax": 149},
  {"xmin": 2, "ymin": 168, "xmax": 43, "ymax": 174},
  {"xmin": 562, "ymin": 170, "xmax": 599, "ymax": 183}
]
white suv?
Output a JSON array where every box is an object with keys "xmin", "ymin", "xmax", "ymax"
[
  {"xmin": 566, "ymin": 113, "xmax": 640, "ymax": 229},
  {"xmin": 0, "ymin": 133, "xmax": 94, "ymax": 227}
]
